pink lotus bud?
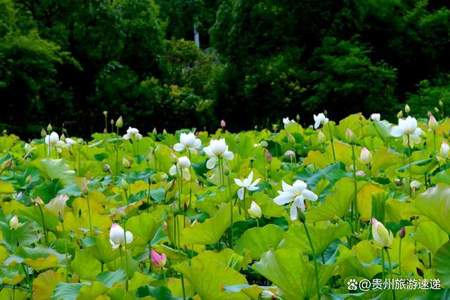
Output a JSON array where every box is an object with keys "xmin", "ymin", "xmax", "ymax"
[
  {"xmin": 151, "ymin": 250, "xmax": 167, "ymax": 268},
  {"xmin": 220, "ymin": 120, "xmax": 226, "ymax": 128}
]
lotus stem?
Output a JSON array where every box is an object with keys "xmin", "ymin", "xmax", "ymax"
[
  {"xmin": 37, "ymin": 204, "xmax": 48, "ymax": 246},
  {"xmin": 351, "ymin": 144, "xmax": 358, "ymax": 233},
  {"xmin": 303, "ymin": 221, "xmax": 320, "ymax": 300},
  {"xmin": 122, "ymin": 221, "xmax": 129, "ymax": 292},
  {"xmin": 398, "ymin": 238, "xmax": 402, "ymax": 275},
  {"xmin": 385, "ymin": 248, "xmax": 396, "ymax": 300},
  {"xmin": 327, "ymin": 123, "xmax": 336, "ymax": 163}
]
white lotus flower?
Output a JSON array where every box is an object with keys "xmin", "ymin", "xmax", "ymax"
[
  {"xmin": 234, "ymin": 171, "xmax": 260, "ymax": 200},
  {"xmin": 274, "ymin": 180, "xmax": 318, "ymax": 220},
  {"xmin": 313, "ymin": 113, "xmax": 329, "ymax": 129},
  {"xmin": 440, "ymin": 142, "xmax": 449, "ymax": 158},
  {"xmin": 169, "ymin": 156, "xmax": 192, "ymax": 180},
  {"xmin": 45, "ymin": 132, "xmax": 59, "ymax": 145},
  {"xmin": 45, "ymin": 194, "xmax": 69, "ymax": 218},
  {"xmin": 282, "ymin": 117, "xmax": 295, "ymax": 128},
  {"xmin": 109, "ymin": 223, "xmax": 133, "ymax": 249},
  {"xmin": 173, "ymin": 132, "xmax": 202, "ymax": 152},
  {"xmin": 123, "ymin": 127, "xmax": 142, "ymax": 140},
  {"xmin": 248, "ymin": 201, "xmax": 262, "ymax": 219},
  {"xmin": 370, "ymin": 113, "xmax": 381, "ymax": 121},
  {"xmin": 65, "ymin": 138, "xmax": 77, "ymax": 146},
  {"xmin": 391, "ymin": 116, "xmax": 421, "ymax": 137},
  {"xmin": 203, "ymin": 138, "xmax": 234, "ymax": 169},
  {"xmin": 359, "ymin": 147, "xmax": 372, "ymax": 164},
  {"xmin": 284, "ymin": 150, "xmax": 295, "ymax": 160}
]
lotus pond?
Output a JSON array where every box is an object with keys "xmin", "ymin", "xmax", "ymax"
[{"xmin": 0, "ymin": 113, "xmax": 449, "ymax": 300}]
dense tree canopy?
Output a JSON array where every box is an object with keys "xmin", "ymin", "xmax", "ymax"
[{"xmin": 1, "ymin": 0, "xmax": 449, "ymax": 137}]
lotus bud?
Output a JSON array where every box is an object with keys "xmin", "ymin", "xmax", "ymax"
[
  {"xmin": 103, "ymin": 111, "xmax": 108, "ymax": 117},
  {"xmin": 122, "ymin": 157, "xmax": 131, "ymax": 168},
  {"xmin": 46, "ymin": 194, "xmax": 69, "ymax": 218},
  {"xmin": 9, "ymin": 215, "xmax": 22, "ymax": 230},
  {"xmin": 317, "ymin": 130, "xmax": 326, "ymax": 143},
  {"xmin": 345, "ymin": 128, "xmax": 354, "ymax": 142},
  {"xmin": 399, "ymin": 227, "xmax": 406, "ymax": 239},
  {"xmin": 151, "ymin": 250, "xmax": 167, "ymax": 268},
  {"xmin": 439, "ymin": 100, "xmax": 444, "ymax": 107},
  {"xmin": 370, "ymin": 113, "xmax": 381, "ymax": 121},
  {"xmin": 47, "ymin": 124, "xmax": 53, "ymax": 132},
  {"xmin": 272, "ymin": 124, "xmax": 278, "ymax": 132},
  {"xmin": 109, "ymin": 223, "xmax": 133, "ymax": 249},
  {"xmin": 434, "ymin": 107, "xmax": 439, "ymax": 114},
  {"xmin": 41, "ymin": 128, "xmax": 47, "ymax": 138},
  {"xmin": 371, "ymin": 218, "xmax": 393, "ymax": 248},
  {"xmin": 440, "ymin": 142, "xmax": 449, "ymax": 158},
  {"xmin": 397, "ymin": 110, "xmax": 403, "ymax": 118},
  {"xmin": 404, "ymin": 104, "xmax": 410, "ymax": 113},
  {"xmin": 248, "ymin": 201, "xmax": 262, "ymax": 219},
  {"xmin": 356, "ymin": 170, "xmax": 366, "ymax": 177},
  {"xmin": 284, "ymin": 150, "xmax": 296, "ymax": 160},
  {"xmin": 359, "ymin": 147, "xmax": 372, "ymax": 164},
  {"xmin": 428, "ymin": 114, "xmax": 438, "ymax": 130},
  {"xmin": 152, "ymin": 128, "xmax": 157, "ymax": 135},
  {"xmin": 295, "ymin": 114, "xmax": 300, "ymax": 121},
  {"xmin": 177, "ymin": 156, "xmax": 191, "ymax": 169},
  {"xmin": 410, "ymin": 180, "xmax": 421, "ymax": 191},
  {"xmin": 115, "ymin": 116, "xmax": 123, "ymax": 129},
  {"xmin": 220, "ymin": 120, "xmax": 226, "ymax": 128},
  {"xmin": 163, "ymin": 129, "xmax": 168, "ymax": 135}
]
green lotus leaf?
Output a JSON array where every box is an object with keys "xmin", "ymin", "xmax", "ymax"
[
  {"xmin": 416, "ymin": 184, "xmax": 450, "ymax": 234},
  {"xmin": 126, "ymin": 208, "xmax": 165, "ymax": 247},
  {"xmin": 52, "ymin": 282, "xmax": 86, "ymax": 300},
  {"xmin": 71, "ymin": 249, "xmax": 102, "ymax": 280},
  {"xmin": 253, "ymin": 248, "xmax": 335, "ymax": 300},
  {"xmin": 307, "ymin": 177, "xmax": 354, "ymax": 222},
  {"xmin": 32, "ymin": 270, "xmax": 64, "ymax": 300},
  {"xmin": 280, "ymin": 221, "xmax": 351, "ymax": 255},
  {"xmin": 415, "ymin": 221, "xmax": 449, "ymax": 254},
  {"xmin": 174, "ymin": 250, "xmax": 249, "ymax": 300},
  {"xmin": 234, "ymin": 224, "xmax": 284, "ymax": 259},
  {"xmin": 181, "ymin": 203, "xmax": 242, "ymax": 246},
  {"xmin": 434, "ymin": 241, "xmax": 450, "ymax": 288}
]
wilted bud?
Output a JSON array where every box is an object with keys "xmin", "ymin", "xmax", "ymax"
[
  {"xmin": 1, "ymin": 159, "xmax": 12, "ymax": 170},
  {"xmin": 122, "ymin": 157, "xmax": 131, "ymax": 168},
  {"xmin": 397, "ymin": 110, "xmax": 403, "ymax": 118},
  {"xmin": 47, "ymin": 124, "xmax": 53, "ymax": 132},
  {"xmin": 404, "ymin": 104, "xmax": 410, "ymax": 113},
  {"xmin": 428, "ymin": 114, "xmax": 438, "ymax": 130},
  {"xmin": 103, "ymin": 164, "xmax": 112, "ymax": 173},
  {"xmin": 115, "ymin": 116, "xmax": 123, "ymax": 128},
  {"xmin": 264, "ymin": 148, "xmax": 272, "ymax": 162},
  {"xmin": 345, "ymin": 128, "xmax": 354, "ymax": 142},
  {"xmin": 33, "ymin": 197, "xmax": 44, "ymax": 206},
  {"xmin": 220, "ymin": 120, "xmax": 226, "ymax": 128},
  {"xmin": 399, "ymin": 227, "xmax": 406, "ymax": 239}
]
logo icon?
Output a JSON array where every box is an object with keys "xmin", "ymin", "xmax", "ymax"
[{"xmin": 347, "ymin": 279, "xmax": 358, "ymax": 291}]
